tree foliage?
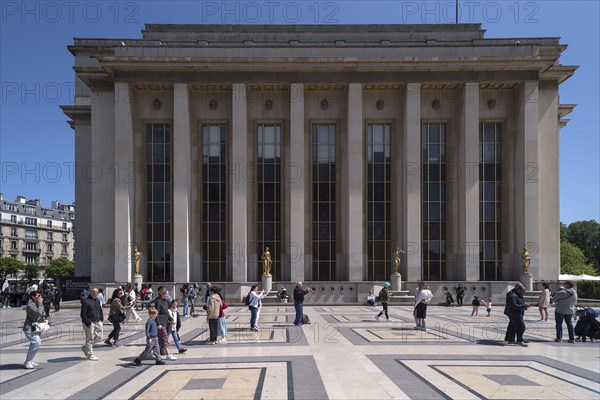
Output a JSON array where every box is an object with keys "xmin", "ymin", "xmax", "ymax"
[
  {"xmin": 565, "ymin": 220, "xmax": 600, "ymax": 272},
  {"xmin": 560, "ymin": 241, "xmax": 598, "ymax": 275},
  {"xmin": 45, "ymin": 257, "xmax": 75, "ymax": 279},
  {"xmin": 0, "ymin": 257, "xmax": 23, "ymax": 281},
  {"xmin": 23, "ymin": 264, "xmax": 42, "ymax": 282}
]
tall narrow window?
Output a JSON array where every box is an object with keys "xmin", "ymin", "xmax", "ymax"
[
  {"xmin": 479, "ymin": 122, "xmax": 502, "ymax": 280},
  {"xmin": 202, "ymin": 123, "xmax": 227, "ymax": 281},
  {"xmin": 422, "ymin": 123, "xmax": 447, "ymax": 281},
  {"xmin": 146, "ymin": 123, "xmax": 172, "ymax": 282},
  {"xmin": 312, "ymin": 123, "xmax": 336, "ymax": 280},
  {"xmin": 367, "ymin": 123, "xmax": 391, "ymax": 281},
  {"xmin": 257, "ymin": 124, "xmax": 281, "ymax": 280}
]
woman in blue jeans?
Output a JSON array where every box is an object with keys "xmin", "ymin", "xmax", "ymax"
[
  {"xmin": 23, "ymin": 290, "xmax": 46, "ymax": 369},
  {"xmin": 248, "ymin": 285, "xmax": 266, "ymax": 331}
]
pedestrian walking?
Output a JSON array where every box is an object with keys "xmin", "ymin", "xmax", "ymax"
[
  {"xmin": 414, "ymin": 283, "xmax": 433, "ymax": 330},
  {"xmin": 455, "ymin": 283, "xmax": 465, "ymax": 307},
  {"xmin": 80, "ymin": 288, "xmax": 104, "ymax": 360},
  {"xmin": 207, "ymin": 287, "xmax": 222, "ymax": 344},
  {"xmin": 133, "ymin": 307, "xmax": 165, "ymax": 366},
  {"xmin": 503, "ymin": 282, "xmax": 530, "ymax": 346},
  {"xmin": 375, "ymin": 282, "xmax": 392, "ymax": 321},
  {"xmin": 105, "ymin": 288, "xmax": 127, "ymax": 347},
  {"xmin": 248, "ymin": 284, "xmax": 267, "ymax": 331},
  {"xmin": 23, "ymin": 291, "xmax": 46, "ymax": 369},
  {"xmin": 538, "ymin": 282, "xmax": 551, "ymax": 321},
  {"xmin": 168, "ymin": 299, "xmax": 187, "ymax": 353}
]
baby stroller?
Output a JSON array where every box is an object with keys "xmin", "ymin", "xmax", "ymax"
[
  {"xmin": 574, "ymin": 307, "xmax": 600, "ymax": 342},
  {"xmin": 445, "ymin": 291, "xmax": 457, "ymax": 307}
]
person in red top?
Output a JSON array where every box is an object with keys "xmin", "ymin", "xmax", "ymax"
[{"xmin": 215, "ymin": 287, "xmax": 228, "ymax": 343}]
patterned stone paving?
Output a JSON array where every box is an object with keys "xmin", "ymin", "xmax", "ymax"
[{"xmin": 0, "ymin": 304, "xmax": 598, "ymax": 399}]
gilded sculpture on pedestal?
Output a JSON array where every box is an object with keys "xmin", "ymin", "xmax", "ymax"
[
  {"xmin": 262, "ymin": 247, "xmax": 272, "ymax": 275},
  {"xmin": 133, "ymin": 246, "xmax": 142, "ymax": 275},
  {"xmin": 393, "ymin": 246, "xmax": 405, "ymax": 274},
  {"xmin": 521, "ymin": 247, "xmax": 531, "ymax": 274}
]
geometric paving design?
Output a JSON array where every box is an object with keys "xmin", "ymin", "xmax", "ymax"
[{"xmin": 1, "ymin": 305, "xmax": 599, "ymax": 399}]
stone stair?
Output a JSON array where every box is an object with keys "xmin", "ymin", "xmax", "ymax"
[{"xmin": 387, "ymin": 290, "xmax": 415, "ymax": 305}]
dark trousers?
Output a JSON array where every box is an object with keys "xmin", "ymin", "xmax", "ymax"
[
  {"xmin": 505, "ymin": 314, "xmax": 526, "ymax": 342},
  {"xmin": 250, "ymin": 306, "xmax": 258, "ymax": 328},
  {"xmin": 108, "ymin": 322, "xmax": 121, "ymax": 341},
  {"xmin": 208, "ymin": 318, "xmax": 219, "ymax": 342},
  {"xmin": 53, "ymin": 301, "xmax": 60, "ymax": 311},
  {"xmin": 377, "ymin": 302, "xmax": 389, "ymax": 319},
  {"xmin": 457, "ymin": 296, "xmax": 464, "ymax": 306},
  {"xmin": 294, "ymin": 302, "xmax": 304, "ymax": 325}
]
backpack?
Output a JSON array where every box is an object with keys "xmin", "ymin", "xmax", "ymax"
[
  {"xmin": 245, "ymin": 293, "xmax": 251, "ymax": 306},
  {"xmin": 302, "ymin": 314, "xmax": 311, "ymax": 324}
]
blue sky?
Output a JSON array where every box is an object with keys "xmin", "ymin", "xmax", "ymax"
[{"xmin": 1, "ymin": 0, "xmax": 598, "ymax": 224}]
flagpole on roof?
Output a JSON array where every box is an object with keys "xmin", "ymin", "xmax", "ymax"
[{"xmin": 456, "ymin": 0, "xmax": 459, "ymax": 24}]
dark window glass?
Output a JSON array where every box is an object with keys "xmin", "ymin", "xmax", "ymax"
[{"xmin": 422, "ymin": 123, "xmax": 447, "ymax": 281}]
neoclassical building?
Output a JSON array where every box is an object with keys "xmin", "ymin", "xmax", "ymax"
[{"xmin": 62, "ymin": 24, "xmax": 575, "ymax": 286}]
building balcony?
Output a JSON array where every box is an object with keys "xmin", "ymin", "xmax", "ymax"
[
  {"xmin": 23, "ymin": 248, "xmax": 41, "ymax": 254},
  {"xmin": 8, "ymin": 248, "xmax": 19, "ymax": 254}
]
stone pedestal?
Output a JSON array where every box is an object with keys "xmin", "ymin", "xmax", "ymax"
[
  {"xmin": 262, "ymin": 274, "xmax": 272, "ymax": 293},
  {"xmin": 520, "ymin": 273, "xmax": 533, "ymax": 292},
  {"xmin": 391, "ymin": 273, "xmax": 402, "ymax": 291},
  {"xmin": 133, "ymin": 273, "xmax": 143, "ymax": 287}
]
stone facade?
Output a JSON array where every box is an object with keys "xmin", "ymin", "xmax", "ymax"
[
  {"xmin": 62, "ymin": 24, "xmax": 576, "ymax": 286},
  {"xmin": 0, "ymin": 194, "xmax": 75, "ymax": 268}
]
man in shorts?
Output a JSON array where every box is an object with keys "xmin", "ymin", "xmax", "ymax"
[{"xmin": 414, "ymin": 283, "xmax": 433, "ymax": 331}]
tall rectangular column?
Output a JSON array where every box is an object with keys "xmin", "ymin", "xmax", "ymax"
[
  {"xmin": 516, "ymin": 82, "xmax": 540, "ymax": 277},
  {"xmin": 289, "ymin": 83, "xmax": 306, "ymax": 282},
  {"xmin": 403, "ymin": 83, "xmax": 421, "ymax": 281},
  {"xmin": 90, "ymin": 88, "xmax": 115, "ymax": 283},
  {"xmin": 230, "ymin": 83, "xmax": 248, "ymax": 282},
  {"xmin": 173, "ymin": 83, "xmax": 191, "ymax": 282},
  {"xmin": 346, "ymin": 83, "xmax": 365, "ymax": 281},
  {"xmin": 458, "ymin": 83, "xmax": 480, "ymax": 280},
  {"xmin": 114, "ymin": 83, "xmax": 134, "ymax": 282}
]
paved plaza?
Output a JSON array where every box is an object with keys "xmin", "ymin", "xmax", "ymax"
[{"xmin": 1, "ymin": 304, "xmax": 599, "ymax": 399}]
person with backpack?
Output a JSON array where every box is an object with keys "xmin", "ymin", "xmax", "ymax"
[
  {"xmin": 293, "ymin": 282, "xmax": 310, "ymax": 326},
  {"xmin": 375, "ymin": 282, "xmax": 392, "ymax": 321}
]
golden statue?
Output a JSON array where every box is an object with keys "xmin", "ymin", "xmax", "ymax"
[
  {"xmin": 393, "ymin": 246, "xmax": 405, "ymax": 274},
  {"xmin": 262, "ymin": 247, "xmax": 272, "ymax": 275},
  {"xmin": 521, "ymin": 247, "xmax": 530, "ymax": 274},
  {"xmin": 133, "ymin": 246, "xmax": 142, "ymax": 275}
]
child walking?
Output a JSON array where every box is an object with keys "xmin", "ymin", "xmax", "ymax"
[
  {"xmin": 134, "ymin": 307, "xmax": 165, "ymax": 365},
  {"xmin": 168, "ymin": 300, "xmax": 187, "ymax": 354},
  {"xmin": 484, "ymin": 297, "xmax": 492, "ymax": 317},
  {"xmin": 471, "ymin": 296, "xmax": 482, "ymax": 317}
]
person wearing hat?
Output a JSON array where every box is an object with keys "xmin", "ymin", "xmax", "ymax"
[{"xmin": 375, "ymin": 282, "xmax": 392, "ymax": 321}]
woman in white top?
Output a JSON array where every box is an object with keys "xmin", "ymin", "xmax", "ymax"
[
  {"xmin": 538, "ymin": 282, "xmax": 551, "ymax": 321},
  {"xmin": 248, "ymin": 285, "xmax": 267, "ymax": 331}
]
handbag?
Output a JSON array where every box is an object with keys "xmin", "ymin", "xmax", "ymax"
[
  {"xmin": 32, "ymin": 321, "xmax": 50, "ymax": 332},
  {"xmin": 109, "ymin": 311, "xmax": 126, "ymax": 324}
]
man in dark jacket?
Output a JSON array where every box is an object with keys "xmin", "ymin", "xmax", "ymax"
[
  {"xmin": 80, "ymin": 288, "xmax": 104, "ymax": 360},
  {"xmin": 503, "ymin": 282, "xmax": 530, "ymax": 346},
  {"xmin": 293, "ymin": 282, "xmax": 310, "ymax": 326}
]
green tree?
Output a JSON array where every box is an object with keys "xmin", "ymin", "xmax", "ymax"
[
  {"xmin": 23, "ymin": 264, "xmax": 42, "ymax": 283},
  {"xmin": 560, "ymin": 222, "xmax": 568, "ymax": 242},
  {"xmin": 45, "ymin": 257, "xmax": 75, "ymax": 279},
  {"xmin": 566, "ymin": 220, "xmax": 600, "ymax": 271},
  {"xmin": 560, "ymin": 241, "xmax": 598, "ymax": 275},
  {"xmin": 0, "ymin": 257, "xmax": 23, "ymax": 282}
]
